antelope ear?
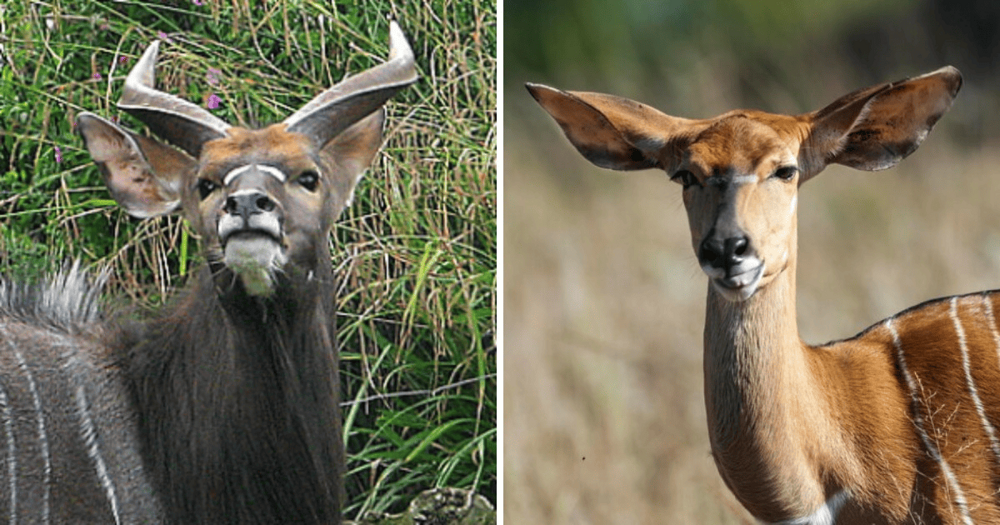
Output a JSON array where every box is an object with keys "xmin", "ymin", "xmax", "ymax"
[
  {"xmin": 526, "ymin": 83, "xmax": 703, "ymax": 172},
  {"xmin": 77, "ymin": 112, "xmax": 195, "ymax": 218},
  {"xmin": 318, "ymin": 109, "xmax": 385, "ymax": 209},
  {"xmin": 804, "ymin": 66, "xmax": 962, "ymax": 178}
]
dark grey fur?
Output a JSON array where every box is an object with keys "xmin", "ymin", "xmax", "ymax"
[
  {"xmin": 0, "ymin": 265, "xmax": 163, "ymax": 523},
  {"xmin": 0, "ymin": 256, "xmax": 342, "ymax": 524}
]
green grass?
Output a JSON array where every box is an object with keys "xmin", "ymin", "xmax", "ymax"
[{"xmin": 0, "ymin": 0, "xmax": 496, "ymax": 518}]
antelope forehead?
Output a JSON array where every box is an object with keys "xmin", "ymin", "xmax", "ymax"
[
  {"xmin": 689, "ymin": 116, "xmax": 796, "ymax": 174},
  {"xmin": 200, "ymin": 125, "xmax": 314, "ymax": 166}
]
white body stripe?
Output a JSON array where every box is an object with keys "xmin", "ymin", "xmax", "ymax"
[
  {"xmin": 952, "ymin": 297, "xmax": 1000, "ymax": 463},
  {"xmin": 223, "ymin": 164, "xmax": 287, "ymax": 185},
  {"xmin": 1, "ymin": 372, "xmax": 14, "ymax": 525},
  {"xmin": 12, "ymin": 342, "xmax": 50, "ymax": 524},
  {"xmin": 885, "ymin": 318, "xmax": 973, "ymax": 525},
  {"xmin": 983, "ymin": 295, "xmax": 1000, "ymax": 396},
  {"xmin": 69, "ymin": 356, "xmax": 121, "ymax": 525},
  {"xmin": 766, "ymin": 490, "xmax": 849, "ymax": 525}
]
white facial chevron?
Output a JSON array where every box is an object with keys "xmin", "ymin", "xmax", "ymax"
[{"xmin": 223, "ymin": 164, "xmax": 287, "ymax": 186}]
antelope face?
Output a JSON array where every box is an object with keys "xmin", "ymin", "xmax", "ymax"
[
  {"xmin": 188, "ymin": 123, "xmax": 379, "ymax": 295},
  {"xmin": 78, "ymin": 23, "xmax": 416, "ymax": 296},
  {"xmin": 674, "ymin": 114, "xmax": 802, "ymax": 302}
]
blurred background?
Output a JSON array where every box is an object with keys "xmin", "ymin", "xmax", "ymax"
[{"xmin": 505, "ymin": 0, "xmax": 1000, "ymax": 523}]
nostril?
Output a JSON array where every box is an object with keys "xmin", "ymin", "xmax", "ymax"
[
  {"xmin": 699, "ymin": 237, "xmax": 725, "ymax": 266},
  {"xmin": 733, "ymin": 237, "xmax": 748, "ymax": 257},
  {"xmin": 725, "ymin": 237, "xmax": 749, "ymax": 264},
  {"xmin": 256, "ymin": 196, "xmax": 275, "ymax": 212},
  {"xmin": 702, "ymin": 234, "xmax": 753, "ymax": 270},
  {"xmin": 225, "ymin": 192, "xmax": 276, "ymax": 217}
]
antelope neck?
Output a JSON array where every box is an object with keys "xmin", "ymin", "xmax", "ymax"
[
  {"xmin": 126, "ymin": 265, "xmax": 342, "ymax": 524},
  {"xmin": 702, "ymin": 258, "xmax": 844, "ymax": 520}
]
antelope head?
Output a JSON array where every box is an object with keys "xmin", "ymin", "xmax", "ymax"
[
  {"xmin": 77, "ymin": 22, "xmax": 417, "ymax": 296},
  {"xmin": 528, "ymin": 67, "xmax": 962, "ymax": 302}
]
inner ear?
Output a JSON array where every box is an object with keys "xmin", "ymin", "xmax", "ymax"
[
  {"xmin": 77, "ymin": 112, "xmax": 195, "ymax": 218},
  {"xmin": 527, "ymin": 83, "xmax": 703, "ymax": 173},
  {"xmin": 527, "ymin": 84, "xmax": 660, "ymax": 171},
  {"xmin": 317, "ymin": 109, "xmax": 385, "ymax": 207},
  {"xmin": 803, "ymin": 66, "xmax": 962, "ymax": 178}
]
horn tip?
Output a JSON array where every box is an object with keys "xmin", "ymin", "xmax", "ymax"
[
  {"xmin": 388, "ymin": 21, "xmax": 413, "ymax": 62},
  {"xmin": 127, "ymin": 41, "xmax": 162, "ymax": 89},
  {"xmin": 140, "ymin": 40, "xmax": 161, "ymax": 62},
  {"xmin": 389, "ymin": 20, "xmax": 402, "ymax": 39}
]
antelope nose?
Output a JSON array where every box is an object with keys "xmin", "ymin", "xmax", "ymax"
[
  {"xmin": 699, "ymin": 232, "xmax": 751, "ymax": 270},
  {"xmin": 225, "ymin": 191, "xmax": 276, "ymax": 220}
]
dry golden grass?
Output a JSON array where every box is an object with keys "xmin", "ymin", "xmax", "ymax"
[{"xmin": 504, "ymin": 79, "xmax": 1000, "ymax": 523}]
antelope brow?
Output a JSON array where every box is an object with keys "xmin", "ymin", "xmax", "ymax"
[
  {"xmin": 222, "ymin": 164, "xmax": 288, "ymax": 186},
  {"xmin": 705, "ymin": 174, "xmax": 756, "ymax": 187}
]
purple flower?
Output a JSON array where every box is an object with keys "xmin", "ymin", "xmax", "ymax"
[
  {"xmin": 157, "ymin": 31, "xmax": 171, "ymax": 42},
  {"xmin": 119, "ymin": 56, "xmax": 129, "ymax": 66},
  {"xmin": 206, "ymin": 68, "xmax": 221, "ymax": 86},
  {"xmin": 54, "ymin": 146, "xmax": 62, "ymax": 164},
  {"xmin": 206, "ymin": 93, "xmax": 221, "ymax": 110},
  {"xmin": 93, "ymin": 72, "xmax": 102, "ymax": 80},
  {"xmin": 193, "ymin": 0, "xmax": 203, "ymax": 5}
]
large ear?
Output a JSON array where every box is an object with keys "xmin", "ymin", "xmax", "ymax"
[
  {"xmin": 76, "ymin": 112, "xmax": 196, "ymax": 218},
  {"xmin": 803, "ymin": 66, "xmax": 962, "ymax": 179},
  {"xmin": 526, "ymin": 83, "xmax": 700, "ymax": 171},
  {"xmin": 318, "ymin": 109, "xmax": 385, "ymax": 208}
]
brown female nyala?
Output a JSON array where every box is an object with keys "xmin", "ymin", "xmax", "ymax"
[{"xmin": 526, "ymin": 66, "xmax": 1000, "ymax": 524}]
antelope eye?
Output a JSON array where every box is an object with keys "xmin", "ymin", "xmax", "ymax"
[
  {"xmin": 197, "ymin": 178, "xmax": 218, "ymax": 200},
  {"xmin": 671, "ymin": 170, "xmax": 699, "ymax": 189},
  {"xmin": 297, "ymin": 170, "xmax": 320, "ymax": 192},
  {"xmin": 773, "ymin": 166, "xmax": 798, "ymax": 181}
]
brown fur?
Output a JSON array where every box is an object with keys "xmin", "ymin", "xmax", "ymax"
[{"xmin": 527, "ymin": 67, "xmax": 1000, "ymax": 523}]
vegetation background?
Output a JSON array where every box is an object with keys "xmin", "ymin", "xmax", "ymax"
[
  {"xmin": 1, "ymin": 0, "xmax": 496, "ymax": 519},
  {"xmin": 506, "ymin": 0, "xmax": 1000, "ymax": 523}
]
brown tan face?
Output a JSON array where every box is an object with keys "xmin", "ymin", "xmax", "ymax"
[
  {"xmin": 528, "ymin": 67, "xmax": 961, "ymax": 306},
  {"xmin": 189, "ymin": 126, "xmax": 336, "ymax": 295},
  {"xmin": 671, "ymin": 116, "xmax": 801, "ymax": 302}
]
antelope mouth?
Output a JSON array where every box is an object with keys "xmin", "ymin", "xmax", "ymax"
[
  {"xmin": 221, "ymin": 228, "xmax": 281, "ymax": 246},
  {"xmin": 710, "ymin": 264, "xmax": 764, "ymax": 302},
  {"xmin": 221, "ymin": 230, "xmax": 288, "ymax": 296}
]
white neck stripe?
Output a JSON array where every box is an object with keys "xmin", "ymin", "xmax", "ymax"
[{"xmin": 223, "ymin": 164, "xmax": 287, "ymax": 185}]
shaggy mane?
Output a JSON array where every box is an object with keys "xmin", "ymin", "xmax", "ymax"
[{"xmin": 0, "ymin": 262, "xmax": 106, "ymax": 334}]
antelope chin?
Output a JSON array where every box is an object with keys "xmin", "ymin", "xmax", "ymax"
[
  {"xmin": 709, "ymin": 264, "xmax": 764, "ymax": 303},
  {"xmin": 223, "ymin": 233, "xmax": 287, "ymax": 296}
]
